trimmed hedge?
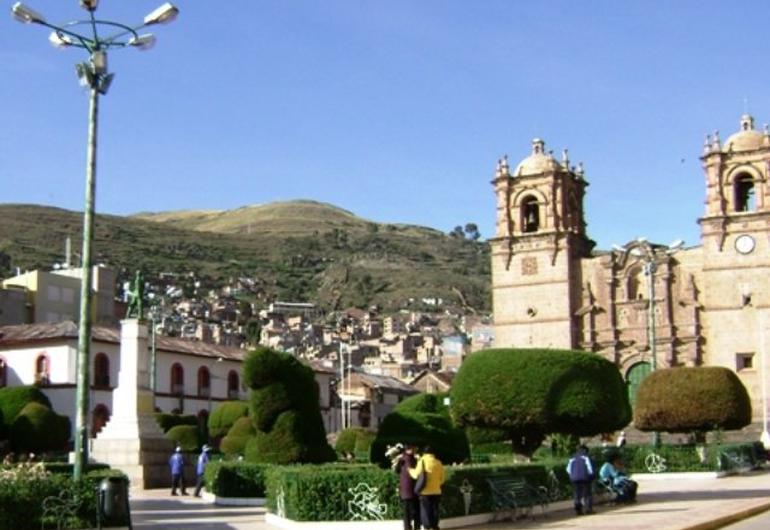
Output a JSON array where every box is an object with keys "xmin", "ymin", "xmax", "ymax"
[
  {"xmin": 242, "ymin": 348, "xmax": 335, "ymax": 464},
  {"xmin": 154, "ymin": 413, "xmax": 198, "ymax": 433},
  {"xmin": 0, "ymin": 465, "xmax": 128, "ymax": 530},
  {"xmin": 208, "ymin": 401, "xmax": 249, "ymax": 439},
  {"xmin": 589, "ymin": 442, "xmax": 763, "ymax": 473},
  {"xmin": 264, "ymin": 462, "xmax": 569, "ymax": 522},
  {"xmin": 0, "ymin": 386, "xmax": 52, "ymax": 430},
  {"xmin": 220, "ymin": 416, "xmax": 255, "ymax": 456},
  {"xmin": 10, "ymin": 402, "xmax": 70, "ymax": 453},
  {"xmin": 451, "ymin": 348, "xmax": 631, "ymax": 455},
  {"xmin": 634, "ymin": 367, "xmax": 752, "ymax": 433},
  {"xmin": 166, "ymin": 424, "xmax": 204, "ymax": 452},
  {"xmin": 204, "ymin": 461, "xmax": 270, "ymax": 497},
  {"xmin": 370, "ymin": 393, "xmax": 470, "ymax": 467}
]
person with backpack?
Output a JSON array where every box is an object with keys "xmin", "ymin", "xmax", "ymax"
[
  {"xmin": 409, "ymin": 445, "xmax": 445, "ymax": 530},
  {"xmin": 566, "ymin": 445, "xmax": 595, "ymax": 515}
]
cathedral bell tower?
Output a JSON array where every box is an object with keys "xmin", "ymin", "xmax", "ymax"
[
  {"xmin": 699, "ymin": 114, "xmax": 770, "ymax": 375},
  {"xmin": 490, "ymin": 138, "xmax": 595, "ymax": 349}
]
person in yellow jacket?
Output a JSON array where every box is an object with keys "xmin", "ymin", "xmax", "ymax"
[{"xmin": 409, "ymin": 445, "xmax": 445, "ymax": 530}]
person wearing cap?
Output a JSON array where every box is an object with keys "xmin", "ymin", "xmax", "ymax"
[
  {"xmin": 169, "ymin": 446, "xmax": 188, "ymax": 496},
  {"xmin": 194, "ymin": 444, "xmax": 212, "ymax": 497}
]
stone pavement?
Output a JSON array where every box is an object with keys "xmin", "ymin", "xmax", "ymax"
[{"xmin": 128, "ymin": 471, "xmax": 770, "ymax": 530}]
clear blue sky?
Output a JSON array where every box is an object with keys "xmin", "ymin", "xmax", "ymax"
[{"xmin": 3, "ymin": 1, "xmax": 770, "ymax": 249}]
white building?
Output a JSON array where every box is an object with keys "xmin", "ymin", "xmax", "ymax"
[{"xmin": 0, "ymin": 320, "xmax": 246, "ymax": 439}]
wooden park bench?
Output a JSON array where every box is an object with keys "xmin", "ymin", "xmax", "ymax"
[{"xmin": 486, "ymin": 474, "xmax": 549, "ymax": 521}]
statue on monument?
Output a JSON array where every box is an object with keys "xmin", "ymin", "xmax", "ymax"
[{"xmin": 125, "ymin": 270, "xmax": 145, "ymax": 320}]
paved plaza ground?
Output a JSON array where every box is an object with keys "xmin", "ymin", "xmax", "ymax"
[{"xmin": 129, "ymin": 471, "xmax": 770, "ymax": 530}]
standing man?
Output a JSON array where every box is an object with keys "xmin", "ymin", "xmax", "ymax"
[
  {"xmin": 194, "ymin": 444, "xmax": 212, "ymax": 497},
  {"xmin": 566, "ymin": 445, "xmax": 594, "ymax": 515},
  {"xmin": 169, "ymin": 446, "xmax": 187, "ymax": 496},
  {"xmin": 410, "ymin": 445, "xmax": 445, "ymax": 530}
]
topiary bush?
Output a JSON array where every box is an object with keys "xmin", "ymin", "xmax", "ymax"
[
  {"xmin": 241, "ymin": 347, "xmax": 335, "ymax": 464},
  {"xmin": 370, "ymin": 392, "xmax": 470, "ymax": 467},
  {"xmin": 334, "ymin": 427, "xmax": 376, "ymax": 456},
  {"xmin": 166, "ymin": 424, "xmax": 203, "ymax": 452},
  {"xmin": 220, "ymin": 416, "xmax": 255, "ymax": 456},
  {"xmin": 208, "ymin": 401, "xmax": 249, "ymax": 439},
  {"xmin": 634, "ymin": 367, "xmax": 752, "ymax": 434},
  {"xmin": 0, "ymin": 386, "xmax": 52, "ymax": 431},
  {"xmin": 10, "ymin": 402, "xmax": 70, "ymax": 454},
  {"xmin": 451, "ymin": 348, "xmax": 631, "ymax": 456},
  {"xmin": 154, "ymin": 413, "xmax": 198, "ymax": 433},
  {"xmin": 204, "ymin": 461, "xmax": 269, "ymax": 498}
]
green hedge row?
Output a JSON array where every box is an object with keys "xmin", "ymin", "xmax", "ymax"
[
  {"xmin": 0, "ymin": 466, "xmax": 128, "ymax": 530},
  {"xmin": 588, "ymin": 442, "xmax": 764, "ymax": 473},
  {"xmin": 204, "ymin": 461, "xmax": 270, "ymax": 498},
  {"xmin": 263, "ymin": 462, "xmax": 570, "ymax": 522}
]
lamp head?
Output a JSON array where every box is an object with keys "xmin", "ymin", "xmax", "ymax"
[
  {"xmin": 11, "ymin": 2, "xmax": 46, "ymax": 24},
  {"xmin": 49, "ymin": 31, "xmax": 73, "ymax": 48},
  {"xmin": 79, "ymin": 0, "xmax": 98, "ymax": 12},
  {"xmin": 128, "ymin": 33, "xmax": 157, "ymax": 50},
  {"xmin": 144, "ymin": 2, "xmax": 179, "ymax": 25},
  {"xmin": 668, "ymin": 239, "xmax": 684, "ymax": 250}
]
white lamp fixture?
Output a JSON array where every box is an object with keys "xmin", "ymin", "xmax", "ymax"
[
  {"xmin": 128, "ymin": 34, "xmax": 157, "ymax": 51},
  {"xmin": 11, "ymin": 2, "xmax": 46, "ymax": 24},
  {"xmin": 49, "ymin": 31, "xmax": 73, "ymax": 48},
  {"xmin": 144, "ymin": 3, "xmax": 179, "ymax": 26}
]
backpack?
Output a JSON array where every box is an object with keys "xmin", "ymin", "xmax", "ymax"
[{"xmin": 569, "ymin": 455, "xmax": 590, "ymax": 482}]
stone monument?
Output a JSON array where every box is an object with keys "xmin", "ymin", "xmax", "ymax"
[{"xmin": 91, "ymin": 319, "xmax": 173, "ymax": 488}]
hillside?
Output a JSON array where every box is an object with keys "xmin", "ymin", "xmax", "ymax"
[{"xmin": 0, "ymin": 202, "xmax": 490, "ymax": 312}]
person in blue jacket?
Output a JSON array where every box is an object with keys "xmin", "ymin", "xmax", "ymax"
[
  {"xmin": 566, "ymin": 445, "xmax": 595, "ymax": 515},
  {"xmin": 169, "ymin": 446, "xmax": 188, "ymax": 496},
  {"xmin": 194, "ymin": 444, "xmax": 212, "ymax": 497}
]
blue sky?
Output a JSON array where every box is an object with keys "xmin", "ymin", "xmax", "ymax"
[{"xmin": 3, "ymin": 1, "xmax": 770, "ymax": 249}]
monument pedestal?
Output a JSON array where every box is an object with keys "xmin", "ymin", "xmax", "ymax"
[{"xmin": 91, "ymin": 319, "xmax": 174, "ymax": 489}]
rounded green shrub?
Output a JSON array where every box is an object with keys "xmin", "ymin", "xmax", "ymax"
[
  {"xmin": 451, "ymin": 348, "xmax": 631, "ymax": 456},
  {"xmin": 370, "ymin": 392, "xmax": 470, "ymax": 467},
  {"xmin": 220, "ymin": 416, "xmax": 255, "ymax": 456},
  {"xmin": 634, "ymin": 366, "xmax": 752, "ymax": 433},
  {"xmin": 166, "ymin": 424, "xmax": 203, "ymax": 452},
  {"xmin": 0, "ymin": 386, "xmax": 52, "ymax": 429},
  {"xmin": 242, "ymin": 347, "xmax": 335, "ymax": 464},
  {"xmin": 10, "ymin": 402, "xmax": 70, "ymax": 453},
  {"xmin": 154, "ymin": 413, "xmax": 198, "ymax": 433},
  {"xmin": 208, "ymin": 401, "xmax": 249, "ymax": 438},
  {"xmin": 335, "ymin": 427, "xmax": 376, "ymax": 455}
]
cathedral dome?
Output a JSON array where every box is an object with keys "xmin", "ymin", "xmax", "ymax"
[
  {"xmin": 724, "ymin": 114, "xmax": 769, "ymax": 152},
  {"xmin": 514, "ymin": 138, "xmax": 563, "ymax": 176}
]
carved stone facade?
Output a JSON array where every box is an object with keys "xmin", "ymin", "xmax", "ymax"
[{"xmin": 491, "ymin": 116, "xmax": 770, "ymax": 424}]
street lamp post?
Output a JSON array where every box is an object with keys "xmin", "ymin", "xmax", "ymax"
[
  {"xmin": 617, "ymin": 237, "xmax": 684, "ymax": 447},
  {"xmin": 12, "ymin": 1, "xmax": 179, "ymax": 481}
]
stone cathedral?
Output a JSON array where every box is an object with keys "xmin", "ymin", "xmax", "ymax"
[{"xmin": 490, "ymin": 114, "xmax": 770, "ymax": 425}]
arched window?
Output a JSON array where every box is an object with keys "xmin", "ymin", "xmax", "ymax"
[
  {"xmin": 227, "ymin": 370, "xmax": 240, "ymax": 399},
  {"xmin": 627, "ymin": 266, "xmax": 643, "ymax": 301},
  {"xmin": 92, "ymin": 404, "xmax": 110, "ymax": 437},
  {"xmin": 197, "ymin": 366, "xmax": 211, "ymax": 398},
  {"xmin": 626, "ymin": 362, "xmax": 651, "ymax": 406},
  {"xmin": 35, "ymin": 354, "xmax": 50, "ymax": 386},
  {"xmin": 521, "ymin": 196, "xmax": 540, "ymax": 233},
  {"xmin": 0, "ymin": 357, "xmax": 6, "ymax": 388},
  {"xmin": 734, "ymin": 174, "xmax": 756, "ymax": 212},
  {"xmin": 171, "ymin": 363, "xmax": 184, "ymax": 396},
  {"xmin": 94, "ymin": 353, "xmax": 110, "ymax": 388}
]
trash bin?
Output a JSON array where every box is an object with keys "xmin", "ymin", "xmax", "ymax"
[{"xmin": 99, "ymin": 477, "xmax": 129, "ymax": 526}]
